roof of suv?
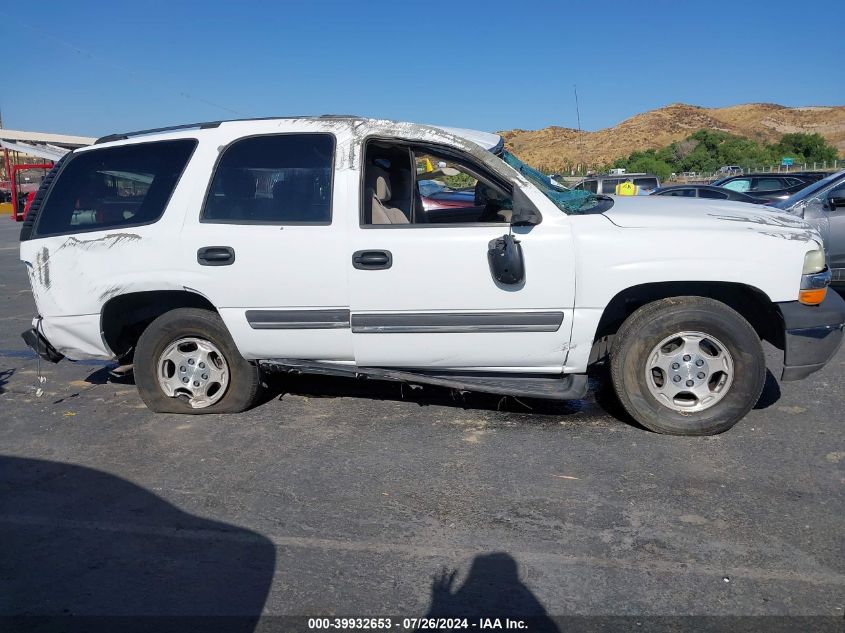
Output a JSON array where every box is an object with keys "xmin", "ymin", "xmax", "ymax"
[{"xmin": 93, "ymin": 116, "xmax": 504, "ymax": 153}]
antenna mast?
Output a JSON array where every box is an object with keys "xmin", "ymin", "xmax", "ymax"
[{"xmin": 573, "ymin": 85, "xmax": 581, "ymax": 132}]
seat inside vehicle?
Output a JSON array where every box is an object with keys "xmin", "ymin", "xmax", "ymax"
[
  {"xmin": 362, "ymin": 140, "xmax": 511, "ymax": 226},
  {"xmin": 364, "ymin": 144, "xmax": 412, "ymax": 225}
]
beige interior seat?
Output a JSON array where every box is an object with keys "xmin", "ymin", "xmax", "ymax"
[{"xmin": 370, "ymin": 168, "xmax": 409, "ymax": 225}]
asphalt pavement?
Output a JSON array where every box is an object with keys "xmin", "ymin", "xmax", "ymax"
[{"xmin": 0, "ymin": 217, "xmax": 843, "ymax": 629}]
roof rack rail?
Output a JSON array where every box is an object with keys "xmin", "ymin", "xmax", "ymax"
[
  {"xmin": 94, "ymin": 115, "xmax": 364, "ymax": 145},
  {"xmin": 94, "ymin": 121, "xmax": 223, "ymax": 145}
]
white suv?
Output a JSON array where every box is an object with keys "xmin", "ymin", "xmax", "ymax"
[{"xmin": 19, "ymin": 116, "xmax": 845, "ymax": 435}]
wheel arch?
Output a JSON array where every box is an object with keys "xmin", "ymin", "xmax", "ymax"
[
  {"xmin": 588, "ymin": 281, "xmax": 783, "ymax": 364},
  {"xmin": 101, "ymin": 289, "xmax": 218, "ymax": 360}
]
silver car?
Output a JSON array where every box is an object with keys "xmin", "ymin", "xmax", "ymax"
[
  {"xmin": 572, "ymin": 173, "xmax": 660, "ymax": 195},
  {"xmin": 776, "ymin": 170, "xmax": 845, "ymax": 287}
]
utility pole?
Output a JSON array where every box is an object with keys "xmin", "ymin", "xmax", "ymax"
[
  {"xmin": 573, "ymin": 85, "xmax": 582, "ymax": 133},
  {"xmin": 574, "ymin": 85, "xmax": 583, "ymax": 174}
]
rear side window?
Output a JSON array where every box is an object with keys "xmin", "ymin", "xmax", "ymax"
[
  {"xmin": 574, "ymin": 180, "xmax": 598, "ymax": 193},
  {"xmin": 754, "ymin": 178, "xmax": 783, "ymax": 192},
  {"xmin": 202, "ymin": 133, "xmax": 334, "ymax": 224},
  {"xmin": 601, "ymin": 179, "xmax": 622, "ymax": 193},
  {"xmin": 35, "ymin": 139, "xmax": 197, "ymax": 237},
  {"xmin": 699, "ymin": 188, "xmax": 728, "ymax": 199},
  {"xmin": 661, "ymin": 188, "xmax": 695, "ymax": 197},
  {"xmin": 633, "ymin": 177, "xmax": 658, "ymax": 191}
]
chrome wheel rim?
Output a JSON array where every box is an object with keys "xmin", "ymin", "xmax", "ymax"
[
  {"xmin": 644, "ymin": 331, "xmax": 734, "ymax": 413},
  {"xmin": 157, "ymin": 337, "xmax": 229, "ymax": 409}
]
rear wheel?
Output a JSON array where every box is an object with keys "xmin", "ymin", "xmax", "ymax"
[
  {"xmin": 609, "ymin": 296, "xmax": 765, "ymax": 435},
  {"xmin": 135, "ymin": 308, "xmax": 261, "ymax": 414}
]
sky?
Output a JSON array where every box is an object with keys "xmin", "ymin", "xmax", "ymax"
[{"xmin": 1, "ymin": 0, "xmax": 843, "ymax": 138}]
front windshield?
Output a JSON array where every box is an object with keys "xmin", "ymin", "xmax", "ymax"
[
  {"xmin": 775, "ymin": 170, "xmax": 845, "ymax": 209},
  {"xmin": 502, "ymin": 151, "xmax": 604, "ymax": 214}
]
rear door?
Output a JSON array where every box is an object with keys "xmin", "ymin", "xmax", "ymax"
[{"xmin": 179, "ymin": 126, "xmax": 353, "ymax": 361}]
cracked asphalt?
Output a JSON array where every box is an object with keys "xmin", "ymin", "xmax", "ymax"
[{"xmin": 0, "ymin": 217, "xmax": 843, "ymax": 624}]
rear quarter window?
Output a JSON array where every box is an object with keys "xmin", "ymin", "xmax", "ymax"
[{"xmin": 34, "ymin": 139, "xmax": 197, "ymax": 238}]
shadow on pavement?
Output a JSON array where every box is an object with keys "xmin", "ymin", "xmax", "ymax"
[
  {"xmin": 79, "ymin": 356, "xmax": 781, "ymax": 427},
  {"xmin": 0, "ymin": 455, "xmax": 275, "ymax": 631},
  {"xmin": 0, "ymin": 368, "xmax": 13, "ymax": 394},
  {"xmin": 753, "ymin": 369, "xmax": 781, "ymax": 410},
  {"xmin": 266, "ymin": 372, "xmax": 586, "ymax": 418},
  {"xmin": 424, "ymin": 553, "xmax": 560, "ymax": 632}
]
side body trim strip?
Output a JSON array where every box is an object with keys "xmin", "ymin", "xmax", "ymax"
[
  {"xmin": 350, "ymin": 311, "xmax": 564, "ymax": 334},
  {"xmin": 246, "ymin": 309, "xmax": 351, "ymax": 330}
]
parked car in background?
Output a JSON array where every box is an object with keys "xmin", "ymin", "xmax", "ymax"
[
  {"xmin": 775, "ymin": 169, "xmax": 845, "ymax": 288},
  {"xmin": 651, "ymin": 184, "xmax": 761, "ymax": 203},
  {"xmin": 417, "ymin": 179, "xmax": 476, "ymax": 211},
  {"xmin": 572, "ymin": 173, "xmax": 660, "ymax": 195},
  {"xmin": 789, "ymin": 171, "xmax": 829, "ymax": 184},
  {"xmin": 718, "ymin": 166, "xmax": 742, "ymax": 175},
  {"xmin": 710, "ymin": 173, "xmax": 815, "ymax": 202}
]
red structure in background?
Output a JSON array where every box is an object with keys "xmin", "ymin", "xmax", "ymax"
[{"xmin": 3, "ymin": 148, "xmax": 52, "ymax": 221}]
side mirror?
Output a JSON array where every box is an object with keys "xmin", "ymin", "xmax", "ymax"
[
  {"xmin": 510, "ymin": 187, "xmax": 542, "ymax": 226},
  {"xmin": 827, "ymin": 188, "xmax": 845, "ymax": 209},
  {"xmin": 487, "ymin": 234, "xmax": 525, "ymax": 285}
]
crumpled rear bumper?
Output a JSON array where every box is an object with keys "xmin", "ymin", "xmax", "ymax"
[
  {"xmin": 20, "ymin": 313, "xmax": 114, "ymax": 362},
  {"xmin": 778, "ymin": 291, "xmax": 845, "ymax": 381},
  {"xmin": 21, "ymin": 327, "xmax": 64, "ymax": 363}
]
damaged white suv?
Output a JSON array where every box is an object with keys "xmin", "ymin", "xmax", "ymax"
[{"xmin": 19, "ymin": 116, "xmax": 845, "ymax": 435}]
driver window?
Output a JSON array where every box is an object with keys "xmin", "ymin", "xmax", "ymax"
[
  {"xmin": 362, "ymin": 140, "xmax": 511, "ymax": 226},
  {"xmin": 413, "ymin": 151, "xmax": 511, "ymax": 225}
]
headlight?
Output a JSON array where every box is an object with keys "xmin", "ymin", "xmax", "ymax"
[
  {"xmin": 802, "ymin": 246, "xmax": 826, "ymax": 275},
  {"xmin": 799, "ymin": 243, "xmax": 829, "ymax": 305}
]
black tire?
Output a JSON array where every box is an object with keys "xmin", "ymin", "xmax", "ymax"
[
  {"xmin": 134, "ymin": 308, "xmax": 261, "ymax": 414},
  {"xmin": 609, "ymin": 296, "xmax": 765, "ymax": 435}
]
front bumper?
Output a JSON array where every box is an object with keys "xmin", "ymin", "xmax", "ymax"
[{"xmin": 777, "ymin": 291, "xmax": 845, "ymax": 381}]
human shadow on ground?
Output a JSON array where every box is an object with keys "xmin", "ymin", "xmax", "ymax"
[
  {"xmin": 0, "ymin": 455, "xmax": 275, "ymax": 632},
  {"xmin": 423, "ymin": 552, "xmax": 560, "ymax": 632}
]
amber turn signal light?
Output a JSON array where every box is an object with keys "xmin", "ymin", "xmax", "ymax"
[{"xmin": 799, "ymin": 287, "xmax": 827, "ymax": 305}]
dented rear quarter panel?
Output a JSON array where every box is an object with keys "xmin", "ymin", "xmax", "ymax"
[{"xmin": 19, "ymin": 133, "xmax": 203, "ymax": 321}]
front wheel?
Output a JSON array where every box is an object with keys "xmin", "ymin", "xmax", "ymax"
[
  {"xmin": 610, "ymin": 296, "xmax": 766, "ymax": 435},
  {"xmin": 134, "ymin": 308, "xmax": 261, "ymax": 414}
]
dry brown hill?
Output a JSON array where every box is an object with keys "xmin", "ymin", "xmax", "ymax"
[{"xmin": 500, "ymin": 103, "xmax": 845, "ymax": 172}]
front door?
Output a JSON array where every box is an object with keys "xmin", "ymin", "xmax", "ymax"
[
  {"xmin": 180, "ymin": 129, "xmax": 353, "ymax": 361},
  {"xmin": 825, "ymin": 184, "xmax": 845, "ymax": 282},
  {"xmin": 801, "ymin": 179, "xmax": 845, "ymax": 284},
  {"xmin": 348, "ymin": 140, "xmax": 575, "ymax": 373}
]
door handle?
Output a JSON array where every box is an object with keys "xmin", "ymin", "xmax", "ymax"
[
  {"xmin": 352, "ymin": 250, "xmax": 392, "ymax": 270},
  {"xmin": 198, "ymin": 246, "xmax": 235, "ymax": 266}
]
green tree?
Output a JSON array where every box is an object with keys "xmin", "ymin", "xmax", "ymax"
[
  {"xmin": 610, "ymin": 129, "xmax": 840, "ymax": 180},
  {"xmin": 772, "ymin": 133, "xmax": 838, "ymax": 164}
]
